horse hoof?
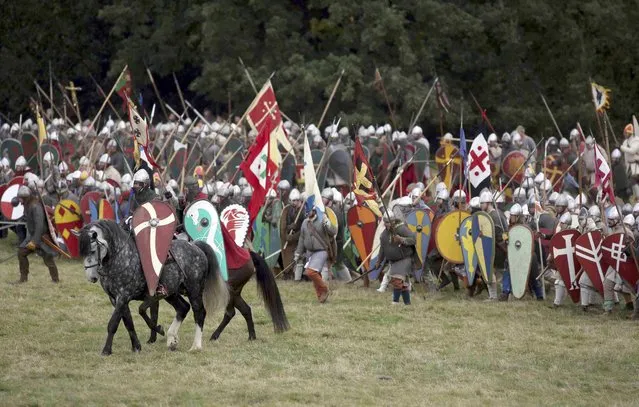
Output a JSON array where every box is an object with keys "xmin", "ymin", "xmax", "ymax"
[
  {"xmin": 248, "ymin": 336, "xmax": 256, "ymax": 341},
  {"xmin": 101, "ymin": 349, "xmax": 112, "ymax": 356},
  {"xmin": 168, "ymin": 337, "xmax": 179, "ymax": 351},
  {"xmin": 189, "ymin": 346, "xmax": 202, "ymax": 352},
  {"xmin": 147, "ymin": 337, "xmax": 157, "ymax": 344},
  {"xmin": 156, "ymin": 325, "xmax": 165, "ymax": 336},
  {"xmin": 210, "ymin": 334, "xmax": 219, "ymax": 341},
  {"xmin": 168, "ymin": 343, "xmax": 178, "ymax": 351}
]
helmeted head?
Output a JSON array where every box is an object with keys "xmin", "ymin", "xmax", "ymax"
[
  {"xmin": 17, "ymin": 185, "xmax": 31, "ymax": 203},
  {"xmin": 559, "ymin": 137, "xmax": 570, "ymax": 149},
  {"xmin": 15, "ymin": 155, "xmax": 27, "ymax": 171},
  {"xmin": 441, "ymin": 133, "xmax": 453, "ymax": 145},
  {"xmin": 511, "ymin": 132, "xmax": 522, "ymax": 147},
  {"xmin": 513, "ymin": 187, "xmax": 527, "ymax": 205},
  {"xmin": 321, "ymin": 187, "xmax": 334, "ymax": 206},
  {"xmin": 411, "ymin": 126, "xmax": 423, "ymax": 138},
  {"xmin": 132, "ymin": 169, "xmax": 150, "ymax": 193},
  {"xmin": 509, "ymin": 203, "xmax": 522, "ymax": 225},
  {"xmin": 624, "ymin": 123, "xmax": 634, "ymax": 138},
  {"xmin": 622, "ymin": 203, "xmax": 633, "ymax": 216},
  {"xmin": 633, "ymin": 203, "xmax": 639, "ymax": 218},
  {"xmin": 289, "ymin": 188, "xmax": 301, "ymax": 208},
  {"xmin": 554, "ymin": 194, "xmax": 568, "ymax": 215},
  {"xmin": 451, "ymin": 189, "xmax": 466, "ymax": 208},
  {"xmin": 623, "ymin": 214, "xmax": 635, "ymax": 229},
  {"xmin": 184, "ymin": 176, "xmax": 200, "ymax": 201},
  {"xmin": 559, "ymin": 212, "xmax": 572, "ymax": 231},
  {"xmin": 479, "ymin": 190, "xmax": 493, "ymax": 211},
  {"xmin": 611, "ymin": 148, "xmax": 622, "ymax": 163},
  {"xmin": 469, "ymin": 196, "xmax": 480, "ymax": 212},
  {"xmin": 569, "ymin": 128, "xmax": 580, "ymax": 141},
  {"xmin": 97, "ymin": 153, "xmax": 110, "ymax": 170},
  {"xmin": 607, "ymin": 206, "xmax": 620, "ymax": 227},
  {"xmin": 435, "ymin": 188, "xmax": 449, "ymax": 206},
  {"xmin": 409, "ymin": 187, "xmax": 423, "ymax": 206},
  {"xmin": 578, "ymin": 207, "xmax": 589, "ymax": 228},
  {"xmin": 487, "ymin": 133, "xmax": 497, "ymax": 146},
  {"xmin": 588, "ymin": 205, "xmax": 601, "ymax": 222}
]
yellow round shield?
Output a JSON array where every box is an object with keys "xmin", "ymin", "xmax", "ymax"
[{"xmin": 434, "ymin": 210, "xmax": 470, "ymax": 264}]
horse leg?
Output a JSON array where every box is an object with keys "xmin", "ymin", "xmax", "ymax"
[
  {"xmin": 234, "ymin": 295, "xmax": 256, "ymax": 341},
  {"xmin": 210, "ymin": 296, "xmax": 236, "ymax": 341},
  {"xmin": 164, "ymin": 294, "xmax": 190, "ymax": 351},
  {"xmin": 102, "ymin": 299, "xmax": 126, "ymax": 356},
  {"xmin": 188, "ymin": 295, "xmax": 206, "ymax": 352},
  {"xmin": 121, "ymin": 304, "xmax": 142, "ymax": 353},
  {"xmin": 138, "ymin": 298, "xmax": 164, "ymax": 344}
]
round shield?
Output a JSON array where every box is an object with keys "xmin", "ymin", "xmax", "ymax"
[
  {"xmin": 459, "ymin": 216, "xmax": 478, "ymax": 285},
  {"xmin": 54, "ymin": 199, "xmax": 83, "ymax": 258},
  {"xmin": 434, "ymin": 210, "xmax": 470, "ymax": 264},
  {"xmin": 501, "ymin": 151, "xmax": 527, "ymax": 185},
  {"xmin": 347, "ymin": 206, "xmax": 378, "ymax": 272},
  {"xmin": 507, "ymin": 224, "xmax": 534, "ymax": 299},
  {"xmin": 0, "ymin": 138, "xmax": 23, "ymax": 170},
  {"xmin": 1, "ymin": 183, "xmax": 24, "ymax": 220},
  {"xmin": 184, "ymin": 199, "xmax": 228, "ymax": 281},
  {"xmin": 220, "ymin": 204, "xmax": 250, "ymax": 247}
]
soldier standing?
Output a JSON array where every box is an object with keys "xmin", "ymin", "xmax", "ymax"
[
  {"xmin": 321, "ymin": 188, "xmax": 351, "ymax": 282},
  {"xmin": 14, "ymin": 186, "xmax": 59, "ymax": 284},
  {"xmin": 284, "ymin": 189, "xmax": 304, "ymax": 280},
  {"xmin": 294, "ymin": 206, "xmax": 337, "ymax": 303},
  {"xmin": 619, "ymin": 123, "xmax": 639, "ymax": 199},
  {"xmin": 375, "ymin": 213, "xmax": 419, "ymax": 305}
]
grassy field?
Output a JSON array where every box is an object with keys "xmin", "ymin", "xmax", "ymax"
[{"xmin": 1, "ymin": 232, "xmax": 639, "ymax": 406}]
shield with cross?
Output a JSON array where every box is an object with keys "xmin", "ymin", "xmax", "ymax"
[
  {"xmin": 574, "ymin": 231, "xmax": 605, "ymax": 295},
  {"xmin": 434, "ymin": 144, "xmax": 461, "ymax": 190},
  {"xmin": 508, "ymin": 224, "xmax": 534, "ymax": 299},
  {"xmin": 468, "ymin": 134, "xmax": 492, "ymax": 196},
  {"xmin": 54, "ymin": 199, "xmax": 83, "ymax": 258},
  {"xmin": 132, "ymin": 201, "xmax": 177, "ymax": 295},
  {"xmin": 347, "ymin": 206, "xmax": 378, "ymax": 272},
  {"xmin": 601, "ymin": 233, "xmax": 639, "ymax": 290},
  {"xmin": 551, "ymin": 229, "xmax": 582, "ymax": 303},
  {"xmin": 543, "ymin": 155, "xmax": 563, "ymax": 192}
]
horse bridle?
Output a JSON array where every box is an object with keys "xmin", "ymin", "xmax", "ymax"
[{"xmin": 83, "ymin": 232, "xmax": 127, "ymax": 277}]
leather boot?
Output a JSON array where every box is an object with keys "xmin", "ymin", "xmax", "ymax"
[{"xmin": 306, "ymin": 269, "xmax": 329, "ymax": 303}]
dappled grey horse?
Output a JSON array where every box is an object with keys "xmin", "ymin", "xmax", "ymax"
[{"xmin": 78, "ymin": 220, "xmax": 228, "ymax": 355}]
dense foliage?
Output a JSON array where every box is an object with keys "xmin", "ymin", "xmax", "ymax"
[{"xmin": 1, "ymin": 0, "xmax": 637, "ymax": 137}]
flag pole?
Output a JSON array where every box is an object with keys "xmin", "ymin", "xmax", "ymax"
[
  {"xmin": 408, "ymin": 78, "xmax": 438, "ymax": 133},
  {"xmin": 238, "ymin": 57, "xmax": 259, "ymax": 94},
  {"xmin": 539, "ymin": 93, "xmax": 564, "ymax": 139},
  {"xmin": 89, "ymin": 73, "xmax": 123, "ymax": 121},
  {"xmin": 172, "ymin": 72, "xmax": 189, "ymax": 117}
]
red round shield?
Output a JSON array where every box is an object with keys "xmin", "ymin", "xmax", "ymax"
[
  {"xmin": 501, "ymin": 151, "xmax": 527, "ymax": 185},
  {"xmin": 1, "ymin": 176, "xmax": 25, "ymax": 220}
]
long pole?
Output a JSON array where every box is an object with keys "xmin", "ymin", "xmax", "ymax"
[
  {"xmin": 238, "ymin": 57, "xmax": 258, "ymax": 94},
  {"xmin": 145, "ymin": 66, "xmax": 170, "ymax": 121},
  {"xmin": 409, "ymin": 78, "xmax": 438, "ymax": 133},
  {"xmin": 317, "ymin": 69, "xmax": 345, "ymax": 129},
  {"xmin": 172, "ymin": 72, "xmax": 189, "ymax": 116},
  {"xmin": 469, "ymin": 91, "xmax": 496, "ymax": 134},
  {"xmin": 89, "ymin": 73, "xmax": 123, "ymax": 121},
  {"xmin": 161, "ymin": 118, "xmax": 200, "ymax": 179}
]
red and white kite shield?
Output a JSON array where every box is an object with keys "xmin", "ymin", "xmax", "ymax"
[
  {"xmin": 601, "ymin": 233, "xmax": 639, "ymax": 289},
  {"xmin": 550, "ymin": 230, "xmax": 581, "ymax": 303},
  {"xmin": 1, "ymin": 176, "xmax": 25, "ymax": 220},
  {"xmin": 220, "ymin": 204, "xmax": 250, "ymax": 247},
  {"xmin": 132, "ymin": 201, "xmax": 177, "ymax": 296},
  {"xmin": 574, "ymin": 231, "xmax": 605, "ymax": 295}
]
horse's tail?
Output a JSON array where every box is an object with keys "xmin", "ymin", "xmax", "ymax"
[
  {"xmin": 194, "ymin": 241, "xmax": 229, "ymax": 315},
  {"xmin": 251, "ymin": 251, "xmax": 290, "ymax": 333}
]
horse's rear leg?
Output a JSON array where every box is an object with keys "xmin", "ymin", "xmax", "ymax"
[
  {"xmin": 164, "ymin": 294, "xmax": 190, "ymax": 351},
  {"xmin": 188, "ymin": 296, "xmax": 206, "ymax": 352},
  {"xmin": 121, "ymin": 305, "xmax": 142, "ymax": 353},
  {"xmin": 210, "ymin": 297, "xmax": 236, "ymax": 341},
  {"xmin": 138, "ymin": 298, "xmax": 164, "ymax": 344},
  {"xmin": 234, "ymin": 295, "xmax": 256, "ymax": 341}
]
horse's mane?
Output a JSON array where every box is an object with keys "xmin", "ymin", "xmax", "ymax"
[{"xmin": 79, "ymin": 220, "xmax": 131, "ymax": 262}]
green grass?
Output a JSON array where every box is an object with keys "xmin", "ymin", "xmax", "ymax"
[{"xmin": 1, "ymin": 232, "xmax": 638, "ymax": 406}]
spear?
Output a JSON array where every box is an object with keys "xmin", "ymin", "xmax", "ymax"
[
  {"xmin": 317, "ymin": 69, "xmax": 345, "ymax": 129},
  {"xmin": 539, "ymin": 93, "xmax": 564, "ymax": 139},
  {"xmin": 172, "ymin": 72, "xmax": 189, "ymax": 117},
  {"xmin": 145, "ymin": 66, "xmax": 170, "ymax": 121},
  {"xmin": 469, "ymin": 91, "xmax": 496, "ymax": 134},
  {"xmin": 408, "ymin": 77, "xmax": 439, "ymax": 133},
  {"xmin": 89, "ymin": 73, "xmax": 123, "ymax": 121}
]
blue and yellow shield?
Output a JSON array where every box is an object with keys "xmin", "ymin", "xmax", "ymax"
[
  {"xmin": 460, "ymin": 216, "xmax": 478, "ymax": 286},
  {"xmin": 471, "ymin": 211, "xmax": 495, "ymax": 282}
]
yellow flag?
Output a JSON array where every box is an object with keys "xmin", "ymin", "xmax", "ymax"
[{"xmin": 36, "ymin": 108, "xmax": 46, "ymax": 144}]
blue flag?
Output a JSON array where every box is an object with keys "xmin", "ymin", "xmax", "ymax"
[{"xmin": 459, "ymin": 127, "xmax": 467, "ymax": 178}]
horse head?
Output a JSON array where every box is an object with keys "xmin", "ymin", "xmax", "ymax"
[{"xmin": 79, "ymin": 223, "xmax": 110, "ymax": 283}]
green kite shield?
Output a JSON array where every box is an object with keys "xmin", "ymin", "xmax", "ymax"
[
  {"xmin": 252, "ymin": 207, "xmax": 269, "ymax": 258},
  {"xmin": 471, "ymin": 211, "xmax": 496, "ymax": 283},
  {"xmin": 20, "ymin": 132, "xmax": 39, "ymax": 172},
  {"xmin": 434, "ymin": 210, "xmax": 470, "ymax": 264},
  {"xmin": 508, "ymin": 224, "xmax": 534, "ymax": 299},
  {"xmin": 40, "ymin": 143, "xmax": 60, "ymax": 166},
  {"xmin": 184, "ymin": 199, "xmax": 228, "ymax": 281},
  {"xmin": 405, "ymin": 209, "xmax": 431, "ymax": 266},
  {"xmin": 0, "ymin": 138, "xmax": 23, "ymax": 170},
  {"xmin": 459, "ymin": 216, "xmax": 479, "ymax": 286},
  {"xmin": 280, "ymin": 154, "xmax": 297, "ymax": 186}
]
